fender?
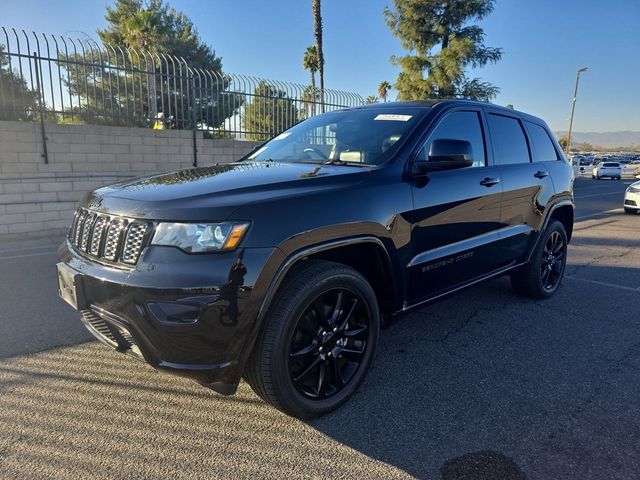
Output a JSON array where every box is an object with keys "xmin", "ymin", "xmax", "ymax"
[
  {"xmin": 525, "ymin": 198, "xmax": 574, "ymax": 263},
  {"xmin": 257, "ymin": 236, "xmax": 395, "ymax": 325},
  {"xmin": 227, "ymin": 235, "xmax": 396, "ymax": 385}
]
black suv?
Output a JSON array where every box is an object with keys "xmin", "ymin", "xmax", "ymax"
[{"xmin": 57, "ymin": 100, "xmax": 574, "ymax": 418}]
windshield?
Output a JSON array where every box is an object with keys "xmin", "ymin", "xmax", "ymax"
[{"xmin": 245, "ymin": 107, "xmax": 426, "ymax": 166}]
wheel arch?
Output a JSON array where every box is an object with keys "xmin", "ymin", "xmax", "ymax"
[
  {"xmin": 258, "ymin": 237, "xmax": 399, "ymax": 324},
  {"xmin": 233, "ymin": 237, "xmax": 398, "ymax": 380},
  {"xmin": 549, "ymin": 203, "xmax": 574, "ymax": 242},
  {"xmin": 525, "ymin": 199, "xmax": 574, "ymax": 263}
]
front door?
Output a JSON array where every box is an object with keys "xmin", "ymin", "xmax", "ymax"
[{"xmin": 405, "ymin": 109, "xmax": 504, "ymax": 304}]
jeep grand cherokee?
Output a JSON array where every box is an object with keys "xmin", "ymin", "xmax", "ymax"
[{"xmin": 57, "ymin": 100, "xmax": 574, "ymax": 418}]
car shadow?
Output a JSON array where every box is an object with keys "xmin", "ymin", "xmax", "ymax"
[{"xmin": 307, "ymin": 264, "xmax": 640, "ymax": 478}]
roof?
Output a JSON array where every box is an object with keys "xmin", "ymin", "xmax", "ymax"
[
  {"xmin": 356, "ymin": 99, "xmax": 491, "ymax": 109},
  {"xmin": 352, "ymin": 99, "xmax": 547, "ymax": 125}
]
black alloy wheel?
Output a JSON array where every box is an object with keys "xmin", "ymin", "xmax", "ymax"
[
  {"xmin": 244, "ymin": 260, "xmax": 379, "ymax": 418},
  {"xmin": 510, "ymin": 220, "xmax": 568, "ymax": 299},
  {"xmin": 288, "ymin": 288, "xmax": 369, "ymax": 400},
  {"xmin": 540, "ymin": 230, "xmax": 566, "ymax": 292}
]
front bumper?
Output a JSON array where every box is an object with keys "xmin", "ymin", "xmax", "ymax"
[
  {"xmin": 58, "ymin": 240, "xmax": 279, "ymax": 394},
  {"xmin": 624, "ymin": 191, "xmax": 640, "ymax": 209}
]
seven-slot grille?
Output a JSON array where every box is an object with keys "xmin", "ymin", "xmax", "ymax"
[{"xmin": 68, "ymin": 208, "xmax": 150, "ymax": 265}]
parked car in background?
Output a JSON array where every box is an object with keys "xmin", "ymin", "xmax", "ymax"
[
  {"xmin": 624, "ymin": 181, "xmax": 640, "ymax": 214},
  {"xmin": 577, "ymin": 158, "xmax": 593, "ymax": 175},
  {"xmin": 592, "ymin": 162, "xmax": 622, "ymax": 180}
]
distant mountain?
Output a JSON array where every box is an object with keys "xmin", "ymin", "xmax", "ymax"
[{"xmin": 555, "ymin": 131, "xmax": 640, "ymax": 148}]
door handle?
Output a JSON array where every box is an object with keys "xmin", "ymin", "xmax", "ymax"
[
  {"xmin": 480, "ymin": 177, "xmax": 500, "ymax": 187},
  {"xmin": 534, "ymin": 170, "xmax": 549, "ymax": 179}
]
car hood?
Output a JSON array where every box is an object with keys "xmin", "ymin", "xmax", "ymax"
[{"xmin": 80, "ymin": 162, "xmax": 369, "ymax": 221}]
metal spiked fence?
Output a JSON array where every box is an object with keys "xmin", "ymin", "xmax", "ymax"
[{"xmin": 0, "ymin": 28, "xmax": 364, "ymax": 142}]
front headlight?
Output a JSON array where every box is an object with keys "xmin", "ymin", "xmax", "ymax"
[{"xmin": 151, "ymin": 222, "xmax": 250, "ymax": 253}]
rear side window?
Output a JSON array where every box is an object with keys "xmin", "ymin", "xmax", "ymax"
[
  {"xmin": 420, "ymin": 111, "xmax": 486, "ymax": 168},
  {"xmin": 488, "ymin": 114, "xmax": 530, "ymax": 165},
  {"xmin": 526, "ymin": 122, "xmax": 559, "ymax": 162}
]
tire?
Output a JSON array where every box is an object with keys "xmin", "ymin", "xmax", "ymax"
[
  {"xmin": 244, "ymin": 260, "xmax": 380, "ymax": 419},
  {"xmin": 510, "ymin": 220, "xmax": 568, "ymax": 299}
]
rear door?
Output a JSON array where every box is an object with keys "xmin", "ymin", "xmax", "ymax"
[
  {"xmin": 405, "ymin": 109, "xmax": 503, "ymax": 303},
  {"xmin": 486, "ymin": 110, "xmax": 555, "ymax": 264}
]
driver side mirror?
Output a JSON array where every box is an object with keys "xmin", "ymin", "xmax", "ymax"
[{"xmin": 414, "ymin": 139, "xmax": 474, "ymax": 173}]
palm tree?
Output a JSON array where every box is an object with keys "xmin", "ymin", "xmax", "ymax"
[
  {"xmin": 378, "ymin": 81, "xmax": 392, "ymax": 102},
  {"xmin": 365, "ymin": 95, "xmax": 379, "ymax": 104},
  {"xmin": 312, "ymin": 0, "xmax": 325, "ymax": 112},
  {"xmin": 303, "ymin": 46, "xmax": 319, "ymax": 115},
  {"xmin": 301, "ymin": 85, "xmax": 318, "ymax": 119}
]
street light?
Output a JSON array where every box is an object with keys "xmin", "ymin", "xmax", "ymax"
[{"xmin": 566, "ymin": 67, "xmax": 588, "ymax": 156}]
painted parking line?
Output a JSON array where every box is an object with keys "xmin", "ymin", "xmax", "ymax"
[
  {"xmin": 0, "ymin": 251, "xmax": 58, "ymax": 261},
  {"xmin": 565, "ymin": 275, "xmax": 640, "ymax": 293},
  {"xmin": 574, "ymin": 192, "xmax": 625, "ymax": 199},
  {"xmin": 575, "ymin": 208, "xmax": 623, "ymax": 221},
  {"xmin": 0, "ymin": 244, "xmax": 61, "ymax": 254}
]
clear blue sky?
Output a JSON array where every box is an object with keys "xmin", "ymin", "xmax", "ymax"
[{"xmin": 2, "ymin": 0, "xmax": 639, "ymax": 132}]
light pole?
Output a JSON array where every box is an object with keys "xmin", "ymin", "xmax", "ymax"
[{"xmin": 566, "ymin": 67, "xmax": 588, "ymax": 156}]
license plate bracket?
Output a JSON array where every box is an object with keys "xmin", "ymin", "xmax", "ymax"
[{"xmin": 57, "ymin": 263, "xmax": 86, "ymax": 310}]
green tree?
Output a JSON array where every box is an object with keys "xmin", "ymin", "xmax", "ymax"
[
  {"xmin": 378, "ymin": 81, "xmax": 392, "ymax": 102},
  {"xmin": 98, "ymin": 0, "xmax": 221, "ymax": 68},
  {"xmin": 243, "ymin": 81, "xmax": 299, "ymax": 141},
  {"xmin": 61, "ymin": 0, "xmax": 240, "ymax": 129},
  {"xmin": 365, "ymin": 95, "xmax": 379, "ymax": 104},
  {"xmin": 0, "ymin": 45, "xmax": 39, "ymax": 121},
  {"xmin": 303, "ymin": 45, "xmax": 319, "ymax": 115},
  {"xmin": 384, "ymin": 0, "xmax": 502, "ymax": 101},
  {"xmin": 312, "ymin": 0, "xmax": 325, "ymax": 111}
]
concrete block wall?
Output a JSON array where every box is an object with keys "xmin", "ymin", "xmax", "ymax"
[{"xmin": 0, "ymin": 121, "xmax": 260, "ymax": 239}]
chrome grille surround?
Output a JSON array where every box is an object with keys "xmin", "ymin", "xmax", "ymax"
[
  {"xmin": 79, "ymin": 212, "xmax": 96, "ymax": 252},
  {"xmin": 89, "ymin": 215, "xmax": 108, "ymax": 256},
  {"xmin": 122, "ymin": 222, "xmax": 148, "ymax": 264},
  {"xmin": 72, "ymin": 209, "xmax": 87, "ymax": 246},
  {"xmin": 68, "ymin": 208, "xmax": 151, "ymax": 266},
  {"xmin": 103, "ymin": 218, "xmax": 127, "ymax": 261}
]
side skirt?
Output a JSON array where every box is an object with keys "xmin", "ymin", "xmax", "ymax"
[{"xmin": 399, "ymin": 260, "xmax": 526, "ymax": 314}]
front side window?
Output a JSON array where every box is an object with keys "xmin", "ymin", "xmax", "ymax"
[
  {"xmin": 526, "ymin": 122, "xmax": 559, "ymax": 162},
  {"xmin": 488, "ymin": 114, "xmax": 531, "ymax": 165},
  {"xmin": 418, "ymin": 111, "xmax": 486, "ymax": 168},
  {"xmin": 246, "ymin": 108, "xmax": 426, "ymax": 166}
]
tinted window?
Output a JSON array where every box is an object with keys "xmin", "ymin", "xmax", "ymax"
[
  {"xmin": 420, "ymin": 111, "xmax": 486, "ymax": 168},
  {"xmin": 603, "ymin": 163, "xmax": 620, "ymax": 167},
  {"xmin": 526, "ymin": 122, "xmax": 559, "ymax": 162},
  {"xmin": 488, "ymin": 114, "xmax": 530, "ymax": 165}
]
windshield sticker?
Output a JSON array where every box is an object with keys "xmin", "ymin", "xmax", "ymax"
[
  {"xmin": 272, "ymin": 131, "xmax": 292, "ymax": 141},
  {"xmin": 374, "ymin": 114, "xmax": 413, "ymax": 122}
]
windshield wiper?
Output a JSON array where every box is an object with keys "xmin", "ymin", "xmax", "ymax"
[
  {"xmin": 323, "ymin": 159, "xmax": 347, "ymax": 166},
  {"xmin": 323, "ymin": 159, "xmax": 371, "ymax": 167}
]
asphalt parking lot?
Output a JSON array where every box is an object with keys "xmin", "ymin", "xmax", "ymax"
[{"xmin": 0, "ymin": 176, "xmax": 638, "ymax": 479}]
